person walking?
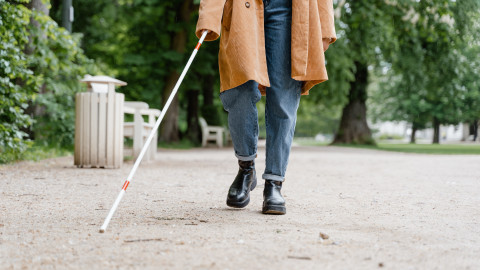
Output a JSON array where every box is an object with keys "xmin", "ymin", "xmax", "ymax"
[{"xmin": 195, "ymin": 0, "xmax": 336, "ymax": 214}]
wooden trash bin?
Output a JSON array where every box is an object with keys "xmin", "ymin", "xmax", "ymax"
[{"xmin": 74, "ymin": 75, "xmax": 126, "ymax": 168}]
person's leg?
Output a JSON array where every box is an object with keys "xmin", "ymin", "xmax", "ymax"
[
  {"xmin": 220, "ymin": 80, "xmax": 261, "ymax": 208},
  {"xmin": 262, "ymin": 0, "xmax": 302, "ymax": 214},
  {"xmin": 220, "ymin": 80, "xmax": 261, "ymax": 160}
]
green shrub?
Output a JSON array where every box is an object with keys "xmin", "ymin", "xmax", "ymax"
[
  {"xmin": 28, "ymin": 11, "xmax": 98, "ymax": 148},
  {"xmin": 0, "ymin": 0, "xmax": 98, "ymax": 163},
  {"xmin": 0, "ymin": 0, "xmax": 37, "ymax": 163}
]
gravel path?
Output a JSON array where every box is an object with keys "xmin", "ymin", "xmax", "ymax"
[{"xmin": 1, "ymin": 145, "xmax": 479, "ymax": 269}]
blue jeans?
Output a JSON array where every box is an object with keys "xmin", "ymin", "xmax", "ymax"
[{"xmin": 219, "ymin": 0, "xmax": 301, "ymax": 182}]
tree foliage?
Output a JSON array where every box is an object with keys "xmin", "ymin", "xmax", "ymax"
[
  {"xmin": 58, "ymin": 0, "xmax": 222, "ymax": 140},
  {"xmin": 371, "ymin": 0, "xmax": 480, "ymax": 143},
  {"xmin": 322, "ymin": 0, "xmax": 401, "ymax": 144},
  {"xmin": 29, "ymin": 8, "xmax": 97, "ymax": 148},
  {"xmin": 0, "ymin": 0, "xmax": 96, "ymax": 163}
]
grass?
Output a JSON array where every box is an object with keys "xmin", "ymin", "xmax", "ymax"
[
  {"xmin": 23, "ymin": 144, "xmax": 73, "ymax": 161},
  {"xmin": 1, "ymin": 138, "xmax": 199, "ymax": 165},
  {"xmin": 124, "ymin": 137, "xmax": 197, "ymax": 151},
  {"xmin": 157, "ymin": 139, "xmax": 197, "ymax": 149},
  {"xmin": 0, "ymin": 143, "xmax": 73, "ymax": 164},
  {"xmin": 122, "ymin": 138, "xmax": 197, "ymax": 162},
  {"xmin": 295, "ymin": 139, "xmax": 480, "ymax": 155}
]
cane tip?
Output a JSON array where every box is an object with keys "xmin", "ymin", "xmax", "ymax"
[{"xmin": 99, "ymin": 229, "xmax": 105, "ymax": 233}]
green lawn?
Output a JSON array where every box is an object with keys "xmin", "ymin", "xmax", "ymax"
[
  {"xmin": 0, "ymin": 143, "xmax": 73, "ymax": 164},
  {"xmin": 158, "ymin": 139, "xmax": 197, "ymax": 149},
  {"xmin": 295, "ymin": 139, "xmax": 480, "ymax": 155}
]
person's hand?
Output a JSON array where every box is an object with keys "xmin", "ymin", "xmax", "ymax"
[{"xmin": 322, "ymin": 38, "xmax": 331, "ymax": 52}]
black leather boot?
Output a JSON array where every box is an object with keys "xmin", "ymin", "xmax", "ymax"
[
  {"xmin": 227, "ymin": 160, "xmax": 257, "ymax": 208},
  {"xmin": 262, "ymin": 180, "xmax": 286, "ymax": 215},
  {"xmin": 226, "ymin": 160, "xmax": 257, "ymax": 208}
]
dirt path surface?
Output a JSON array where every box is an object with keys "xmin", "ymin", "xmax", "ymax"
[{"xmin": 1, "ymin": 145, "xmax": 479, "ymax": 269}]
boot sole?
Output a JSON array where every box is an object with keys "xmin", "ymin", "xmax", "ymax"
[
  {"xmin": 262, "ymin": 205, "xmax": 286, "ymax": 215},
  {"xmin": 226, "ymin": 197, "xmax": 250, "ymax": 208},
  {"xmin": 226, "ymin": 177, "xmax": 257, "ymax": 209}
]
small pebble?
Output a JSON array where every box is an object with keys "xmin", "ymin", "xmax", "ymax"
[{"xmin": 319, "ymin": 232, "xmax": 329, "ymax": 240}]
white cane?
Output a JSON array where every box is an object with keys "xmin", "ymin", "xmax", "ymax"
[{"xmin": 99, "ymin": 30, "xmax": 209, "ymax": 233}]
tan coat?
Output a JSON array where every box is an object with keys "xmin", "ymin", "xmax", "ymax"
[{"xmin": 196, "ymin": 0, "xmax": 336, "ymax": 95}]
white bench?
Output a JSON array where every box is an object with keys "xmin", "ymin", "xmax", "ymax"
[
  {"xmin": 123, "ymin": 101, "xmax": 161, "ymax": 161},
  {"xmin": 199, "ymin": 117, "xmax": 224, "ymax": 147}
]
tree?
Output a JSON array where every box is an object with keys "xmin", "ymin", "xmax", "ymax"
[
  {"xmin": 328, "ymin": 0, "xmax": 399, "ymax": 145},
  {"xmin": 26, "ymin": 0, "xmax": 96, "ymax": 147},
  {"xmin": 371, "ymin": 0, "xmax": 480, "ymax": 144},
  {"xmin": 158, "ymin": 0, "xmax": 200, "ymax": 142},
  {"xmin": 53, "ymin": 0, "xmax": 222, "ymax": 144}
]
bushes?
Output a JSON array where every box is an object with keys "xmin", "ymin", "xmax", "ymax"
[
  {"xmin": 0, "ymin": 0, "xmax": 36, "ymax": 163},
  {"xmin": 0, "ymin": 0, "xmax": 97, "ymax": 163},
  {"xmin": 28, "ymin": 10, "xmax": 97, "ymax": 148}
]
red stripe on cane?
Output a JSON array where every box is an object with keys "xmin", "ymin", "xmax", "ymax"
[
  {"xmin": 195, "ymin": 42, "xmax": 202, "ymax": 50},
  {"xmin": 122, "ymin": 180, "xmax": 130, "ymax": 191}
]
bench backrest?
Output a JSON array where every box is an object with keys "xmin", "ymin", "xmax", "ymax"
[{"xmin": 199, "ymin": 117, "xmax": 208, "ymax": 131}]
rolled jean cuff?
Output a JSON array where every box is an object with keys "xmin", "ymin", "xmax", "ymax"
[
  {"xmin": 235, "ymin": 153, "xmax": 257, "ymax": 161},
  {"xmin": 262, "ymin": 173, "xmax": 285, "ymax": 182}
]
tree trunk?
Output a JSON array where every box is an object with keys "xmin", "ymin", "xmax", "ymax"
[
  {"xmin": 203, "ymin": 74, "xmax": 215, "ymax": 106},
  {"xmin": 186, "ymin": 90, "xmax": 201, "ymax": 144},
  {"xmin": 410, "ymin": 123, "xmax": 417, "ymax": 144},
  {"xmin": 160, "ymin": 72, "xmax": 182, "ymax": 142},
  {"xmin": 473, "ymin": 119, "xmax": 478, "ymax": 142},
  {"xmin": 332, "ymin": 61, "xmax": 374, "ymax": 145},
  {"xmin": 27, "ymin": 0, "xmax": 50, "ymax": 16},
  {"xmin": 200, "ymin": 74, "xmax": 221, "ymax": 125},
  {"xmin": 432, "ymin": 117, "xmax": 440, "ymax": 144},
  {"xmin": 25, "ymin": 0, "xmax": 49, "ymax": 54},
  {"xmin": 159, "ymin": 0, "xmax": 194, "ymax": 142}
]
